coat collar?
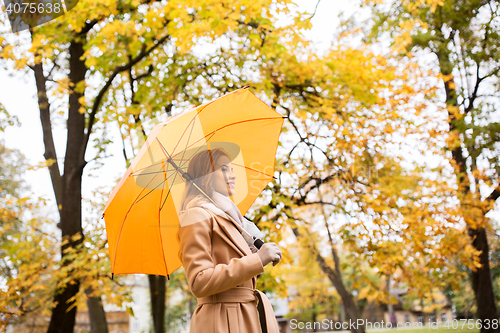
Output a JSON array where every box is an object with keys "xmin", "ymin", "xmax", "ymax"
[{"xmin": 201, "ymin": 202, "xmax": 252, "ymax": 257}]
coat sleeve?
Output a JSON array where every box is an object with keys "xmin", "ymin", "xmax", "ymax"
[{"xmin": 178, "ymin": 207, "xmax": 264, "ymax": 298}]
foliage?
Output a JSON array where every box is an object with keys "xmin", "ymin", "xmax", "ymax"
[
  {"xmin": 361, "ymin": 0, "xmax": 500, "ymax": 321},
  {"xmin": 164, "ymin": 269, "xmax": 195, "ymax": 333},
  {"xmin": 283, "ymin": 241, "xmax": 341, "ymax": 322},
  {"xmin": 1, "ymin": 0, "xmax": 309, "ymax": 330},
  {"xmin": 0, "ymin": 104, "xmax": 20, "ymax": 133},
  {"xmin": 0, "ymin": 198, "xmax": 58, "ymax": 329},
  {"xmin": 362, "ymin": 0, "xmax": 500, "ymax": 201},
  {"xmin": 0, "ymin": 142, "xmax": 27, "ymax": 198},
  {"xmin": 67, "ymin": 187, "xmax": 133, "ymax": 310},
  {"xmin": 244, "ymin": 26, "xmax": 482, "ymax": 328},
  {"xmin": 450, "ymin": 278, "xmax": 477, "ymax": 318},
  {"xmin": 1, "ymin": 0, "xmax": 494, "ymax": 328},
  {"xmin": 0, "ymin": 178, "xmax": 131, "ymax": 330}
]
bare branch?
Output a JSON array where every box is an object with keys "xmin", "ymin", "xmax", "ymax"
[
  {"xmin": 80, "ymin": 32, "xmax": 171, "ymax": 162},
  {"xmin": 486, "ymin": 183, "xmax": 500, "ymax": 202},
  {"xmin": 309, "ymin": 0, "xmax": 322, "ymax": 20},
  {"xmin": 31, "ymin": 47, "xmax": 63, "ymax": 213}
]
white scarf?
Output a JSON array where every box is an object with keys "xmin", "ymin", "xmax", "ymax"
[
  {"xmin": 210, "ymin": 191, "xmax": 263, "ymax": 246},
  {"xmin": 180, "ymin": 192, "xmax": 263, "ymax": 246}
]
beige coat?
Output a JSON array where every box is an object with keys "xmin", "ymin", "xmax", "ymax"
[{"xmin": 178, "ymin": 202, "xmax": 279, "ymax": 333}]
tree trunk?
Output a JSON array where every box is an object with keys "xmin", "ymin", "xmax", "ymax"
[
  {"xmin": 437, "ymin": 54, "xmax": 499, "ymax": 331},
  {"xmin": 469, "ymin": 227, "xmax": 500, "ymax": 332},
  {"xmin": 87, "ymin": 289, "xmax": 109, "ymax": 333},
  {"xmin": 148, "ymin": 275, "xmax": 166, "ymax": 333},
  {"xmin": 291, "ymin": 227, "xmax": 364, "ymax": 333},
  {"xmin": 35, "ymin": 44, "xmax": 110, "ymax": 331},
  {"xmin": 332, "ymin": 281, "xmax": 364, "ymax": 333},
  {"xmin": 46, "ymin": 39, "xmax": 86, "ymax": 333}
]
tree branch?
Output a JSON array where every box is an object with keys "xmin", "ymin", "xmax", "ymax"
[
  {"xmin": 486, "ymin": 183, "xmax": 500, "ymax": 202},
  {"xmin": 31, "ymin": 48, "xmax": 63, "ymax": 214},
  {"xmin": 80, "ymin": 32, "xmax": 171, "ymax": 162}
]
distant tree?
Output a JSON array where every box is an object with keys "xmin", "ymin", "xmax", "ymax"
[
  {"xmin": 0, "ymin": 0, "xmax": 305, "ymax": 332},
  {"xmin": 250, "ymin": 33, "xmax": 479, "ymax": 333},
  {"xmin": 0, "ymin": 142, "xmax": 27, "ymax": 198},
  {"xmin": 284, "ymin": 242, "xmax": 341, "ymax": 325},
  {"xmin": 0, "ymin": 142, "xmax": 55, "ymax": 329},
  {"xmin": 363, "ymin": 0, "xmax": 500, "ymax": 328},
  {"xmin": 0, "ymin": 147, "xmax": 130, "ymax": 331}
]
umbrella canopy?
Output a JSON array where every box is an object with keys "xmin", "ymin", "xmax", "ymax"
[{"xmin": 103, "ymin": 88, "xmax": 284, "ymax": 277}]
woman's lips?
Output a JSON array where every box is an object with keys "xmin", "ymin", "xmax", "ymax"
[{"xmin": 227, "ymin": 182, "xmax": 235, "ymax": 187}]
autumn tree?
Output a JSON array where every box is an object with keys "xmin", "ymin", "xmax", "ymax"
[
  {"xmin": 0, "ymin": 141, "xmax": 56, "ymax": 329},
  {"xmin": 361, "ymin": 0, "xmax": 500, "ymax": 328},
  {"xmin": 1, "ymin": 1, "xmax": 307, "ymax": 332},
  {"xmin": 0, "ymin": 202, "xmax": 60, "ymax": 330},
  {"xmin": 247, "ymin": 34, "xmax": 479, "ymax": 333},
  {"xmin": 283, "ymin": 240, "xmax": 341, "ymax": 325},
  {"xmin": 0, "ymin": 141, "xmax": 131, "ymax": 332}
]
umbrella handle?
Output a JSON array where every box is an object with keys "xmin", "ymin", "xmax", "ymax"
[
  {"xmin": 214, "ymin": 206, "xmax": 266, "ymax": 251},
  {"xmin": 222, "ymin": 211, "xmax": 266, "ymax": 250},
  {"xmin": 253, "ymin": 237, "xmax": 264, "ymax": 249}
]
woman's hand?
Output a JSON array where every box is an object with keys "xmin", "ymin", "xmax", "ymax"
[{"xmin": 257, "ymin": 243, "xmax": 282, "ymax": 267}]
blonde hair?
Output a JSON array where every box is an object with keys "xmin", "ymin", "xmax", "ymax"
[{"xmin": 180, "ymin": 148, "xmax": 230, "ymax": 211}]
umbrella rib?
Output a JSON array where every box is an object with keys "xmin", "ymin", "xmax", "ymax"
[
  {"xmin": 131, "ymin": 167, "xmax": 187, "ymax": 177},
  {"xmin": 158, "ymin": 114, "xmax": 208, "ymax": 211},
  {"xmin": 159, "ymin": 165, "xmax": 186, "ymax": 211},
  {"xmin": 176, "ymin": 130, "xmax": 218, "ymax": 171},
  {"xmin": 155, "ymin": 138, "xmax": 186, "ymax": 209},
  {"xmin": 133, "ymin": 115, "xmax": 201, "ymax": 176},
  {"xmin": 205, "ymin": 117, "xmax": 283, "ymax": 136},
  {"xmin": 134, "ymin": 160, "xmax": 187, "ymax": 204},
  {"xmin": 132, "ymin": 115, "xmax": 198, "ymax": 176},
  {"xmin": 131, "ymin": 159, "xmax": 187, "ymax": 175},
  {"xmin": 231, "ymin": 162, "xmax": 274, "ymax": 179},
  {"xmin": 157, "ymin": 163, "xmax": 169, "ymax": 276},
  {"xmin": 135, "ymin": 176, "xmax": 171, "ymax": 204},
  {"xmin": 112, "ymin": 170, "xmax": 162, "ymax": 273},
  {"xmin": 175, "ymin": 117, "xmax": 196, "ymax": 177},
  {"xmin": 170, "ymin": 111, "xmax": 199, "ymax": 158},
  {"xmin": 158, "ymin": 142, "xmax": 187, "ymax": 211},
  {"xmin": 177, "ymin": 117, "xmax": 282, "ymax": 154}
]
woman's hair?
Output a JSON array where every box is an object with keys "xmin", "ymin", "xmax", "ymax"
[{"xmin": 180, "ymin": 147, "xmax": 230, "ymax": 211}]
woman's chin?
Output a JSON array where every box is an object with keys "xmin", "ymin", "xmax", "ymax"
[
  {"xmin": 225, "ymin": 191, "xmax": 235, "ymax": 197},
  {"xmin": 214, "ymin": 189, "xmax": 233, "ymax": 197}
]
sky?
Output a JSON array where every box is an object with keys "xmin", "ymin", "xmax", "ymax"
[{"xmin": 0, "ymin": 0, "xmax": 354, "ymax": 219}]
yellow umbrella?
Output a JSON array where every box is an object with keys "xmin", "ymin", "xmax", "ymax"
[{"xmin": 103, "ymin": 87, "xmax": 284, "ymax": 278}]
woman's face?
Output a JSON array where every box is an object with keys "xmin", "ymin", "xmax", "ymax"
[{"xmin": 212, "ymin": 155, "xmax": 236, "ymax": 197}]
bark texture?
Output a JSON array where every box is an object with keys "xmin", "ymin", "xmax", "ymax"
[
  {"xmin": 86, "ymin": 290, "xmax": 109, "ymax": 333},
  {"xmin": 46, "ymin": 40, "xmax": 86, "ymax": 333},
  {"xmin": 149, "ymin": 275, "xmax": 166, "ymax": 333}
]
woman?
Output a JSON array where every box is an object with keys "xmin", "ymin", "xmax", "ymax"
[{"xmin": 177, "ymin": 148, "xmax": 282, "ymax": 333}]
